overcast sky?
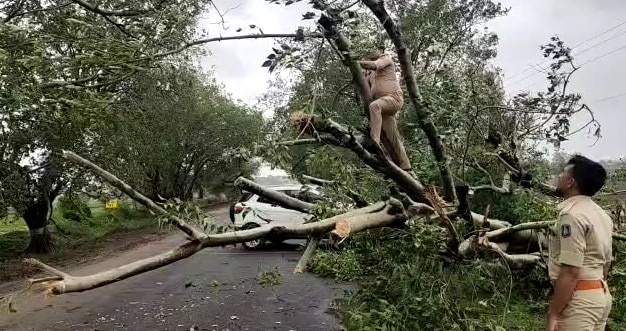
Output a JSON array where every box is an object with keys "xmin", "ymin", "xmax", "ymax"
[{"xmin": 199, "ymin": 0, "xmax": 626, "ymax": 163}]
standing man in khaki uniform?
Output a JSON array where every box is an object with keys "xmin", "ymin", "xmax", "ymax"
[
  {"xmin": 547, "ymin": 155, "xmax": 613, "ymax": 331},
  {"xmin": 358, "ymin": 49, "xmax": 412, "ymax": 173}
]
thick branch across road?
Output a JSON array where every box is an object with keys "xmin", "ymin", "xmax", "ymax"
[{"xmin": 28, "ymin": 202, "xmax": 404, "ymax": 294}]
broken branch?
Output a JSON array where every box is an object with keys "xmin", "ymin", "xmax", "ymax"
[
  {"xmin": 424, "ymin": 186, "xmax": 460, "ymax": 251},
  {"xmin": 24, "ymin": 258, "xmax": 69, "ymax": 279},
  {"xmin": 482, "ymin": 239, "xmax": 543, "ymax": 269},
  {"xmin": 317, "ymin": 14, "xmax": 372, "ymax": 117},
  {"xmin": 332, "ymin": 200, "xmax": 406, "ymax": 239},
  {"xmin": 300, "ymin": 174, "xmax": 369, "ymax": 207},
  {"xmin": 294, "ymin": 236, "xmax": 321, "ymax": 274},
  {"xmin": 289, "ymin": 112, "xmax": 426, "ymax": 202},
  {"xmin": 154, "ymin": 33, "xmax": 323, "ymax": 59},
  {"xmin": 485, "ymin": 220, "xmax": 555, "ymax": 242}
]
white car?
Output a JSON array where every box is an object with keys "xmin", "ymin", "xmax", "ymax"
[{"xmin": 229, "ymin": 184, "xmax": 322, "ymax": 249}]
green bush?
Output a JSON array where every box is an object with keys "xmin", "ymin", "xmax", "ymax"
[
  {"xmin": 311, "ymin": 224, "xmax": 554, "ymax": 331},
  {"xmin": 56, "ymin": 195, "xmax": 93, "ymax": 222},
  {"xmin": 111, "ymin": 202, "xmax": 142, "ymax": 220},
  {"xmin": 311, "ymin": 218, "xmax": 626, "ymax": 331},
  {"xmin": 309, "ymin": 249, "xmax": 364, "ymax": 281}
]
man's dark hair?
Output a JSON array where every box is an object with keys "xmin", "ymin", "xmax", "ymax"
[{"xmin": 567, "ymin": 154, "xmax": 607, "ymax": 196}]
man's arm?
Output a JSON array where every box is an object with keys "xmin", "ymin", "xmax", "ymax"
[
  {"xmin": 548, "ymin": 264, "xmax": 580, "ymax": 316},
  {"xmin": 548, "ymin": 213, "xmax": 587, "ymax": 317},
  {"xmin": 358, "ymin": 55, "xmax": 392, "ymax": 71},
  {"xmin": 604, "ymin": 257, "xmax": 614, "ymax": 281},
  {"xmin": 358, "ymin": 60, "xmax": 377, "ymax": 70}
]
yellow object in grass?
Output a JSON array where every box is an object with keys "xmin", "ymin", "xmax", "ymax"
[{"xmin": 105, "ymin": 199, "xmax": 119, "ymax": 210}]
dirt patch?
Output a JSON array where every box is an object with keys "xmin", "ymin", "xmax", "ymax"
[{"xmin": 0, "ymin": 227, "xmax": 173, "ymax": 291}]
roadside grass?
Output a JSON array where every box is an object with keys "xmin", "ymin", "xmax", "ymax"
[{"xmin": 0, "ymin": 199, "xmax": 170, "ymax": 282}]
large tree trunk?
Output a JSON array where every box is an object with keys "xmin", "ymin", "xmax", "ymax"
[
  {"xmin": 26, "ymin": 225, "xmax": 54, "ymax": 254},
  {"xmin": 21, "ymin": 158, "xmax": 64, "ymax": 254},
  {"xmin": 23, "ymin": 199, "xmax": 55, "ymax": 254}
]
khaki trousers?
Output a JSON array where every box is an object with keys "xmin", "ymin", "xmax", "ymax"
[
  {"xmin": 558, "ymin": 281, "xmax": 612, "ymax": 331},
  {"xmin": 369, "ymin": 90, "xmax": 411, "ymax": 170}
]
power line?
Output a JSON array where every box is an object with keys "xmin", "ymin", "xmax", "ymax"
[
  {"xmin": 578, "ymin": 44, "xmax": 626, "ymax": 66},
  {"xmin": 574, "ymin": 28, "xmax": 626, "ymax": 58},
  {"xmin": 505, "ymin": 41, "xmax": 626, "ymax": 92},
  {"xmin": 503, "ymin": 19, "xmax": 626, "ymax": 83},
  {"xmin": 505, "ymin": 32, "xmax": 626, "ymax": 88},
  {"xmin": 507, "ymin": 44, "xmax": 626, "ymax": 93},
  {"xmin": 593, "ymin": 92, "xmax": 626, "ymax": 103}
]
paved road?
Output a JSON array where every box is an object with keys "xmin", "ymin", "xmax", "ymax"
[{"xmin": 0, "ymin": 207, "xmax": 346, "ymax": 331}]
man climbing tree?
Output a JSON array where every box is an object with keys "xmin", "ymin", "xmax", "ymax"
[{"xmin": 358, "ymin": 49, "xmax": 412, "ymax": 174}]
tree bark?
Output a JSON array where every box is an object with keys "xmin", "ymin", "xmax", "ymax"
[
  {"xmin": 332, "ymin": 201, "xmax": 406, "ymax": 239},
  {"xmin": 22, "ymin": 161, "xmax": 62, "ymax": 254},
  {"xmin": 25, "ymin": 221, "xmax": 54, "ymax": 254}
]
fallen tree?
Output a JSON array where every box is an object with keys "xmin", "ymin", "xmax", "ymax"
[
  {"xmin": 28, "ymin": 154, "xmax": 405, "ymax": 294},
  {"xmin": 28, "ymin": 199, "xmax": 403, "ymax": 294}
]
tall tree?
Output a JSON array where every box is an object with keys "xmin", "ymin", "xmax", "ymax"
[
  {"xmin": 93, "ymin": 65, "xmax": 265, "ymax": 201},
  {"xmin": 0, "ymin": 0, "xmax": 211, "ymax": 252}
]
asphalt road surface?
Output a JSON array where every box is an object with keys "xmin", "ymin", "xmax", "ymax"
[{"xmin": 0, "ymin": 206, "xmax": 347, "ymax": 331}]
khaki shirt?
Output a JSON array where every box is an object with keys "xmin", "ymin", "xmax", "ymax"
[
  {"xmin": 364, "ymin": 54, "xmax": 402, "ymax": 100},
  {"xmin": 548, "ymin": 195, "xmax": 613, "ymax": 281}
]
